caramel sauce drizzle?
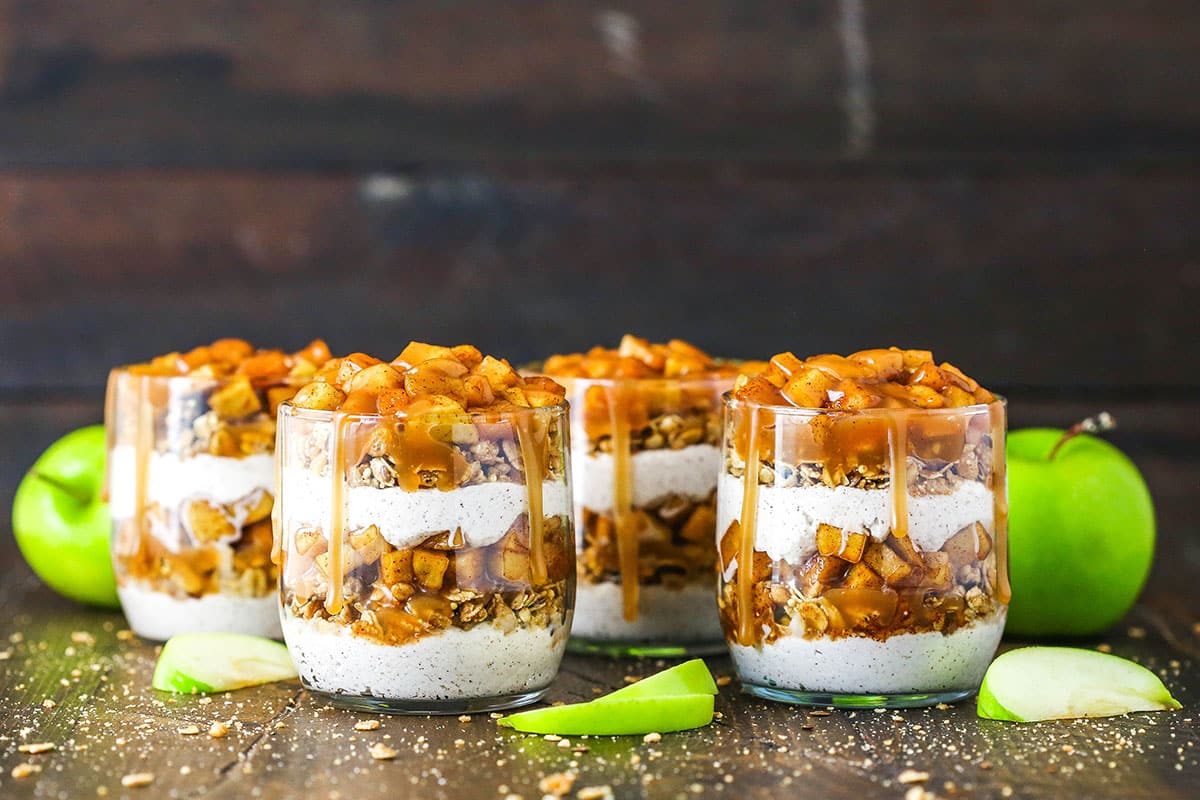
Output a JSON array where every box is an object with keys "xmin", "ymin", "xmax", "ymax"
[
  {"xmin": 324, "ymin": 413, "xmax": 352, "ymax": 615},
  {"xmin": 606, "ymin": 385, "xmax": 640, "ymax": 622},
  {"xmin": 734, "ymin": 405, "xmax": 762, "ymax": 646},
  {"xmin": 270, "ymin": 413, "xmax": 283, "ymax": 568},
  {"xmin": 101, "ymin": 371, "xmax": 117, "ymax": 503},
  {"xmin": 990, "ymin": 404, "xmax": 1012, "ymax": 604},
  {"xmin": 515, "ymin": 414, "xmax": 549, "ymax": 586},
  {"xmin": 126, "ymin": 375, "xmax": 154, "ymax": 560},
  {"xmin": 889, "ymin": 411, "xmax": 910, "ymax": 539}
]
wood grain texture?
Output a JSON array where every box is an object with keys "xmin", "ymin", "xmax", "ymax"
[
  {"xmin": 0, "ymin": 1, "xmax": 1196, "ymax": 166},
  {"xmin": 2, "ymin": 168, "xmax": 1198, "ymax": 392}
]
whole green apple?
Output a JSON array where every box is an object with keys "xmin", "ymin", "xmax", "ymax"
[
  {"xmin": 1006, "ymin": 426, "xmax": 1154, "ymax": 636},
  {"xmin": 12, "ymin": 425, "xmax": 120, "ymax": 608}
]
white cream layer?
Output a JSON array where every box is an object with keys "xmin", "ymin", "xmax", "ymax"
[
  {"xmin": 118, "ymin": 582, "xmax": 282, "ymax": 641},
  {"xmin": 573, "ymin": 444, "xmax": 721, "ymax": 512},
  {"xmin": 280, "ymin": 467, "xmax": 570, "ymax": 550},
  {"xmin": 571, "ymin": 581, "xmax": 723, "ymax": 644},
  {"xmin": 281, "ymin": 613, "xmax": 568, "ymax": 700},
  {"xmin": 108, "ymin": 447, "xmax": 275, "ymax": 519},
  {"xmin": 716, "ymin": 474, "xmax": 994, "ymax": 566},
  {"xmin": 730, "ymin": 612, "xmax": 1006, "ymax": 695}
]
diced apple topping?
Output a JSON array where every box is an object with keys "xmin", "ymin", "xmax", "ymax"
[
  {"xmin": 126, "ymin": 338, "xmax": 332, "ymax": 381},
  {"xmin": 289, "ymin": 342, "xmax": 566, "ymax": 416},
  {"xmin": 543, "ymin": 335, "xmax": 746, "ymax": 380},
  {"xmin": 732, "ymin": 347, "xmax": 995, "ymax": 410}
]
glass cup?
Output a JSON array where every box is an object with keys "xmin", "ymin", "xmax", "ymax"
[
  {"xmin": 559, "ymin": 374, "xmax": 733, "ymax": 656},
  {"xmin": 107, "ymin": 369, "xmax": 298, "ymax": 640},
  {"xmin": 275, "ymin": 399, "xmax": 574, "ymax": 714},
  {"xmin": 717, "ymin": 394, "xmax": 1010, "ymax": 707}
]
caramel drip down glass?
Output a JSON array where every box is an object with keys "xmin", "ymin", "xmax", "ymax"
[
  {"xmin": 557, "ymin": 374, "xmax": 733, "ymax": 656},
  {"xmin": 717, "ymin": 394, "xmax": 1009, "ymax": 708},
  {"xmin": 274, "ymin": 400, "xmax": 574, "ymax": 714}
]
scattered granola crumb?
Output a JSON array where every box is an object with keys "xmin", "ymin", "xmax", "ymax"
[
  {"xmin": 116, "ymin": 630, "xmax": 135, "ymax": 641},
  {"xmin": 623, "ymin": 675, "xmax": 641, "ymax": 684},
  {"xmin": 539, "ymin": 771, "xmax": 577, "ymax": 797},
  {"xmin": 809, "ymin": 710, "xmax": 831, "ymax": 717},
  {"xmin": 577, "ymin": 786, "xmax": 615, "ymax": 800},
  {"xmin": 1097, "ymin": 643, "xmax": 1113, "ymax": 653},
  {"xmin": 643, "ymin": 732, "xmax": 662, "ymax": 744},
  {"xmin": 935, "ymin": 703, "xmax": 951, "ymax": 710},
  {"xmin": 42, "ymin": 698, "xmax": 56, "ymax": 709},
  {"xmin": 716, "ymin": 676, "xmax": 733, "ymax": 687},
  {"xmin": 198, "ymin": 697, "xmax": 212, "ymax": 705},
  {"xmin": 544, "ymin": 734, "xmax": 563, "ymax": 742},
  {"xmin": 369, "ymin": 743, "xmax": 398, "ymax": 760},
  {"xmin": 458, "ymin": 714, "xmax": 473, "ymax": 723},
  {"xmin": 354, "ymin": 720, "xmax": 381, "ymax": 731},
  {"xmin": 898, "ymin": 769, "xmax": 930, "ymax": 784},
  {"xmin": 1128, "ymin": 626, "xmax": 1146, "ymax": 639},
  {"xmin": 121, "ymin": 773, "xmax": 155, "ymax": 788},
  {"xmin": 490, "ymin": 712, "xmax": 503, "ymax": 719},
  {"xmin": 557, "ymin": 739, "xmax": 572, "ymax": 749},
  {"xmin": 180, "ymin": 766, "xmax": 192, "ymax": 775},
  {"xmin": 980, "ymin": 761, "xmax": 993, "ymax": 770},
  {"xmin": 454, "ymin": 739, "xmax": 466, "ymax": 748},
  {"xmin": 11, "ymin": 763, "xmax": 41, "ymax": 779},
  {"xmin": 177, "ymin": 725, "xmax": 201, "ymax": 736},
  {"xmin": 208, "ymin": 721, "xmax": 229, "ymax": 739},
  {"xmin": 904, "ymin": 788, "xmax": 935, "ymax": 800},
  {"xmin": 71, "ymin": 631, "xmax": 96, "ymax": 646},
  {"xmin": 18, "ymin": 742, "xmax": 56, "ymax": 754}
]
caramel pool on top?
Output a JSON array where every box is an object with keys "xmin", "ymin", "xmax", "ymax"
[
  {"xmin": 288, "ymin": 341, "xmax": 566, "ymax": 416},
  {"xmin": 543, "ymin": 334, "xmax": 745, "ymax": 380},
  {"xmin": 733, "ymin": 348, "xmax": 996, "ymax": 411},
  {"xmin": 125, "ymin": 337, "xmax": 333, "ymax": 380}
]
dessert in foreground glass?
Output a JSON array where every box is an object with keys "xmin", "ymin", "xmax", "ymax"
[
  {"xmin": 717, "ymin": 349, "xmax": 1009, "ymax": 707},
  {"xmin": 276, "ymin": 343, "xmax": 574, "ymax": 713},
  {"xmin": 107, "ymin": 338, "xmax": 332, "ymax": 640},
  {"xmin": 543, "ymin": 336, "xmax": 749, "ymax": 655}
]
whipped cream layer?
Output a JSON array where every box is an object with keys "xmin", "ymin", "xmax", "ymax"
[
  {"xmin": 109, "ymin": 447, "xmax": 275, "ymax": 518},
  {"xmin": 571, "ymin": 581, "xmax": 723, "ymax": 644},
  {"xmin": 716, "ymin": 474, "xmax": 994, "ymax": 565},
  {"xmin": 281, "ymin": 468, "xmax": 570, "ymax": 551},
  {"xmin": 282, "ymin": 613, "xmax": 568, "ymax": 701},
  {"xmin": 730, "ymin": 612, "xmax": 1006, "ymax": 695},
  {"xmin": 118, "ymin": 582, "xmax": 282, "ymax": 641},
  {"xmin": 573, "ymin": 444, "xmax": 721, "ymax": 512}
]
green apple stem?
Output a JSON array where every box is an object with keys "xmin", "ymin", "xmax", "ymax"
[{"xmin": 1047, "ymin": 412, "xmax": 1116, "ymax": 461}]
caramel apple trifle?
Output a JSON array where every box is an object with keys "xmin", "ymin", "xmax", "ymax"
[
  {"xmin": 717, "ymin": 349, "xmax": 1010, "ymax": 706},
  {"xmin": 107, "ymin": 338, "xmax": 332, "ymax": 640},
  {"xmin": 543, "ymin": 335, "xmax": 749, "ymax": 655},
  {"xmin": 276, "ymin": 343, "xmax": 574, "ymax": 713}
]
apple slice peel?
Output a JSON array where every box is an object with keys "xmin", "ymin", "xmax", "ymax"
[
  {"xmin": 977, "ymin": 646, "xmax": 1180, "ymax": 722},
  {"xmin": 499, "ymin": 659, "xmax": 718, "ymax": 735},
  {"xmin": 152, "ymin": 633, "xmax": 297, "ymax": 694}
]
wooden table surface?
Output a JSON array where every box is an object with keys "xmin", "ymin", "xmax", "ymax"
[{"xmin": 1, "ymin": 399, "xmax": 1198, "ymax": 800}]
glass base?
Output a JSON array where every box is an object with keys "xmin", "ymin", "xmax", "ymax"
[
  {"xmin": 742, "ymin": 683, "xmax": 976, "ymax": 709},
  {"xmin": 568, "ymin": 637, "xmax": 727, "ymax": 658},
  {"xmin": 310, "ymin": 688, "xmax": 548, "ymax": 716}
]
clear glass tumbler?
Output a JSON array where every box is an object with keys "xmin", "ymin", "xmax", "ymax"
[
  {"xmin": 717, "ymin": 394, "xmax": 1010, "ymax": 707},
  {"xmin": 275, "ymin": 399, "xmax": 574, "ymax": 714},
  {"xmin": 559, "ymin": 374, "xmax": 733, "ymax": 656},
  {"xmin": 107, "ymin": 369, "xmax": 299, "ymax": 640}
]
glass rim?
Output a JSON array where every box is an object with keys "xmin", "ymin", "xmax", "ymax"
[
  {"xmin": 108, "ymin": 366, "xmax": 310, "ymax": 389},
  {"xmin": 721, "ymin": 390, "xmax": 1007, "ymax": 418},
  {"xmin": 279, "ymin": 397, "xmax": 571, "ymax": 423},
  {"xmin": 536, "ymin": 372, "xmax": 739, "ymax": 390}
]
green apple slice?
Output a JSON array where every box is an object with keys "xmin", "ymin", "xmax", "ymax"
[
  {"xmin": 152, "ymin": 633, "xmax": 297, "ymax": 694},
  {"xmin": 597, "ymin": 659, "xmax": 718, "ymax": 703},
  {"xmin": 500, "ymin": 693, "xmax": 714, "ymax": 735},
  {"xmin": 978, "ymin": 646, "xmax": 1181, "ymax": 722}
]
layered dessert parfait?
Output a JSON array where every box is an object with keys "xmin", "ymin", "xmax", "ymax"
[
  {"xmin": 276, "ymin": 343, "xmax": 574, "ymax": 713},
  {"xmin": 717, "ymin": 348, "xmax": 1009, "ymax": 706},
  {"xmin": 107, "ymin": 338, "xmax": 332, "ymax": 640},
  {"xmin": 543, "ymin": 335, "xmax": 750, "ymax": 655}
]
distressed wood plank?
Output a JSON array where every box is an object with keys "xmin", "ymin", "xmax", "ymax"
[
  {"xmin": 0, "ymin": 1, "xmax": 1197, "ymax": 165},
  {"xmin": 2, "ymin": 169, "xmax": 1198, "ymax": 392}
]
